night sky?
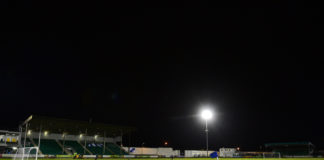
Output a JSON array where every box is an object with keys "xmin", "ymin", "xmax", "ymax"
[{"xmin": 1, "ymin": 0, "xmax": 324, "ymax": 151}]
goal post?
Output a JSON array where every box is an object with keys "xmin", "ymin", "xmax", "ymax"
[{"xmin": 13, "ymin": 147, "xmax": 39, "ymax": 160}]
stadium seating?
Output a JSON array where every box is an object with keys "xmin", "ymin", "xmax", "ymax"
[
  {"xmin": 273, "ymin": 149, "xmax": 309, "ymax": 156},
  {"xmin": 58, "ymin": 141, "xmax": 127, "ymax": 155},
  {"xmin": 36, "ymin": 139, "xmax": 62, "ymax": 155},
  {"xmin": 62, "ymin": 140, "xmax": 91, "ymax": 154},
  {"xmin": 23, "ymin": 138, "xmax": 37, "ymax": 154},
  {"xmin": 106, "ymin": 143, "xmax": 128, "ymax": 155},
  {"xmin": 25, "ymin": 138, "xmax": 34, "ymax": 147},
  {"xmin": 86, "ymin": 143, "xmax": 107, "ymax": 155},
  {"xmin": 22, "ymin": 138, "xmax": 127, "ymax": 155},
  {"xmin": 85, "ymin": 142, "xmax": 128, "ymax": 155}
]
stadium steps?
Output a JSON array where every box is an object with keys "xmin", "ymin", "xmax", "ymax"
[
  {"xmin": 26, "ymin": 138, "xmax": 43, "ymax": 155},
  {"xmin": 61, "ymin": 140, "xmax": 91, "ymax": 155},
  {"xmin": 55, "ymin": 139, "xmax": 71, "ymax": 155},
  {"xmin": 116, "ymin": 144, "xmax": 128, "ymax": 155},
  {"xmin": 28, "ymin": 138, "xmax": 43, "ymax": 154},
  {"xmin": 78, "ymin": 141, "xmax": 93, "ymax": 155},
  {"xmin": 78, "ymin": 141, "xmax": 92, "ymax": 155},
  {"xmin": 24, "ymin": 138, "xmax": 35, "ymax": 147},
  {"xmin": 106, "ymin": 143, "xmax": 128, "ymax": 155},
  {"xmin": 36, "ymin": 139, "xmax": 62, "ymax": 155},
  {"xmin": 104, "ymin": 145, "xmax": 114, "ymax": 155}
]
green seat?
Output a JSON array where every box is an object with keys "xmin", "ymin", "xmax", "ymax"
[
  {"xmin": 36, "ymin": 139, "xmax": 62, "ymax": 155},
  {"xmin": 86, "ymin": 142, "xmax": 108, "ymax": 155},
  {"xmin": 24, "ymin": 138, "xmax": 34, "ymax": 147},
  {"xmin": 62, "ymin": 140, "xmax": 91, "ymax": 154},
  {"xmin": 106, "ymin": 143, "xmax": 128, "ymax": 155},
  {"xmin": 23, "ymin": 138, "xmax": 37, "ymax": 154}
]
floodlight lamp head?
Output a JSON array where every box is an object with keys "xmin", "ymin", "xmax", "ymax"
[{"xmin": 201, "ymin": 109, "xmax": 213, "ymax": 120}]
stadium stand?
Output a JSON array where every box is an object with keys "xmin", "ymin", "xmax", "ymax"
[
  {"xmin": 15, "ymin": 115, "xmax": 136, "ymax": 155},
  {"xmin": 37, "ymin": 139, "xmax": 62, "ymax": 155},
  {"xmin": 84, "ymin": 142, "xmax": 128, "ymax": 155},
  {"xmin": 265, "ymin": 142, "xmax": 314, "ymax": 157},
  {"xmin": 62, "ymin": 140, "xmax": 91, "ymax": 154},
  {"xmin": 25, "ymin": 138, "xmax": 34, "ymax": 147},
  {"xmin": 104, "ymin": 146, "xmax": 114, "ymax": 155},
  {"xmin": 106, "ymin": 142, "xmax": 128, "ymax": 155},
  {"xmin": 86, "ymin": 142, "xmax": 104, "ymax": 155}
]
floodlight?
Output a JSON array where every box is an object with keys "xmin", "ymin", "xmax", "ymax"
[
  {"xmin": 44, "ymin": 131, "xmax": 48, "ymax": 136},
  {"xmin": 27, "ymin": 130, "xmax": 32, "ymax": 135},
  {"xmin": 201, "ymin": 109, "xmax": 213, "ymax": 120},
  {"xmin": 199, "ymin": 107, "xmax": 215, "ymax": 157}
]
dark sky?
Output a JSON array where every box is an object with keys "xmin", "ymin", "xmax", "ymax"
[{"xmin": 1, "ymin": 0, "xmax": 324, "ymax": 151}]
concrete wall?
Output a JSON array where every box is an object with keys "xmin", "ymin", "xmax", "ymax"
[
  {"xmin": 122, "ymin": 147, "xmax": 178, "ymax": 157},
  {"xmin": 184, "ymin": 150, "xmax": 215, "ymax": 157}
]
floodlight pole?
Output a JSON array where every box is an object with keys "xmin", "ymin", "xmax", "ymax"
[
  {"xmin": 103, "ymin": 132, "xmax": 106, "ymax": 155},
  {"xmin": 205, "ymin": 119, "xmax": 209, "ymax": 157},
  {"xmin": 24, "ymin": 123, "xmax": 28, "ymax": 148},
  {"xmin": 22, "ymin": 115, "xmax": 33, "ymax": 148},
  {"xmin": 19, "ymin": 125, "xmax": 22, "ymax": 147},
  {"xmin": 38, "ymin": 125, "xmax": 42, "ymax": 148},
  {"xmin": 84, "ymin": 128, "xmax": 87, "ymax": 155},
  {"xmin": 62, "ymin": 133, "xmax": 65, "ymax": 154}
]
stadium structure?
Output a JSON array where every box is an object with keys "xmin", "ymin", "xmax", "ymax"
[
  {"xmin": 0, "ymin": 115, "xmax": 321, "ymax": 159},
  {"xmin": 265, "ymin": 142, "xmax": 315, "ymax": 157},
  {"xmin": 0, "ymin": 115, "xmax": 134, "ymax": 157}
]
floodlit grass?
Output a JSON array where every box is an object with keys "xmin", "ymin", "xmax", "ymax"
[
  {"xmin": 135, "ymin": 158, "xmax": 324, "ymax": 160},
  {"xmin": 127, "ymin": 159, "xmax": 324, "ymax": 160},
  {"xmin": 98, "ymin": 159, "xmax": 324, "ymax": 160},
  {"xmin": 177, "ymin": 159, "xmax": 323, "ymax": 160},
  {"xmin": 2, "ymin": 158, "xmax": 324, "ymax": 160},
  {"xmin": 174, "ymin": 159, "xmax": 324, "ymax": 160}
]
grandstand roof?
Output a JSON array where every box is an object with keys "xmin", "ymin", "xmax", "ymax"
[{"xmin": 22, "ymin": 115, "xmax": 136, "ymax": 137}]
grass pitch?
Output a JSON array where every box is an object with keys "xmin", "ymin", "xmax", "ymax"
[
  {"xmin": 142, "ymin": 158, "xmax": 323, "ymax": 160},
  {"xmin": 2, "ymin": 158, "xmax": 324, "ymax": 160},
  {"xmin": 89, "ymin": 158, "xmax": 323, "ymax": 160},
  {"xmin": 3, "ymin": 158, "xmax": 324, "ymax": 160}
]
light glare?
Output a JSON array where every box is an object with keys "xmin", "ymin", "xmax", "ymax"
[{"xmin": 201, "ymin": 109, "xmax": 213, "ymax": 120}]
